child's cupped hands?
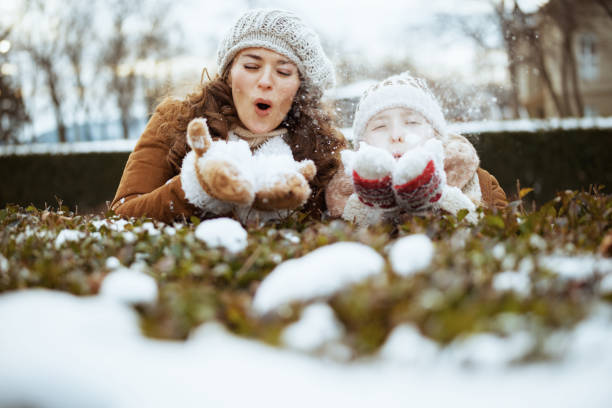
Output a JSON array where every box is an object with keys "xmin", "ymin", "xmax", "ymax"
[{"xmin": 341, "ymin": 139, "xmax": 447, "ymax": 213}]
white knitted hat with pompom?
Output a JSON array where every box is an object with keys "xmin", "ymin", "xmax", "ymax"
[
  {"xmin": 352, "ymin": 72, "xmax": 447, "ymax": 142},
  {"xmin": 216, "ymin": 9, "xmax": 335, "ymax": 94}
]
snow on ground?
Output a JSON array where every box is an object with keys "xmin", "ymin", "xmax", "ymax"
[
  {"xmin": 0, "ymin": 289, "xmax": 611, "ymax": 408},
  {"xmin": 91, "ymin": 218, "xmax": 131, "ymax": 232},
  {"xmin": 493, "ymin": 270, "xmax": 531, "ymax": 297},
  {"xmin": 600, "ymin": 274, "xmax": 612, "ymax": 295},
  {"xmin": 252, "ymin": 242, "xmax": 385, "ymax": 315},
  {"xmin": 281, "ymin": 302, "xmax": 345, "ymax": 354},
  {"xmin": 442, "ymin": 331, "xmax": 535, "ymax": 367},
  {"xmin": 388, "ymin": 234, "xmax": 434, "ymax": 276},
  {"xmin": 99, "ymin": 267, "xmax": 158, "ymax": 305},
  {"xmin": 194, "ymin": 217, "xmax": 248, "ymax": 254},
  {"xmin": 54, "ymin": 229, "xmax": 86, "ymax": 249},
  {"xmin": 378, "ymin": 324, "xmax": 440, "ymax": 365}
]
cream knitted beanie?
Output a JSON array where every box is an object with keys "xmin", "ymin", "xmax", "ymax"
[
  {"xmin": 216, "ymin": 9, "xmax": 335, "ymax": 94},
  {"xmin": 352, "ymin": 72, "xmax": 447, "ymax": 142}
]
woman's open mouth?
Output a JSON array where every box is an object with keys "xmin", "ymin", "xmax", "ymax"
[{"xmin": 254, "ymin": 99, "xmax": 272, "ymax": 116}]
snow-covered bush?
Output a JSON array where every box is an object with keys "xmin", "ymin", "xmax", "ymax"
[{"xmin": 0, "ymin": 187, "xmax": 610, "ymax": 359}]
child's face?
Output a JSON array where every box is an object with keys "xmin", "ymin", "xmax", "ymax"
[{"xmin": 363, "ymin": 107, "xmax": 435, "ymax": 158}]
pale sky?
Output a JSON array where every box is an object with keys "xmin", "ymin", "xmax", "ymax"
[
  {"xmin": 2, "ymin": 0, "xmax": 549, "ymax": 136},
  {"xmin": 171, "ymin": 0, "xmax": 549, "ymax": 83}
]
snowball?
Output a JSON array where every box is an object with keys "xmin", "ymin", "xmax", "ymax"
[
  {"xmin": 539, "ymin": 255, "xmax": 612, "ymax": 282},
  {"xmin": 492, "ymin": 243, "xmax": 506, "ymax": 260},
  {"xmin": 379, "ymin": 324, "xmax": 439, "ymax": 364},
  {"xmin": 122, "ymin": 231, "xmax": 137, "ymax": 244},
  {"xmin": 105, "ymin": 257, "xmax": 121, "ymax": 270},
  {"xmin": 137, "ymin": 222, "xmax": 160, "ymax": 236},
  {"xmin": 279, "ymin": 229, "xmax": 301, "ymax": 244},
  {"xmin": 600, "ymin": 274, "xmax": 612, "ymax": 295},
  {"xmin": 393, "ymin": 139, "xmax": 444, "ymax": 185},
  {"xmin": 54, "ymin": 229, "xmax": 86, "ymax": 249},
  {"xmin": 517, "ymin": 256, "xmax": 534, "ymax": 275},
  {"xmin": 253, "ymin": 242, "xmax": 385, "ymax": 314},
  {"xmin": 443, "ymin": 332, "xmax": 534, "ymax": 367},
  {"xmin": 108, "ymin": 219, "xmax": 130, "ymax": 232},
  {"xmin": 350, "ymin": 142, "xmax": 395, "ymax": 179},
  {"xmin": 91, "ymin": 220, "xmax": 107, "ymax": 230},
  {"xmin": 493, "ymin": 271, "xmax": 531, "ymax": 297},
  {"xmin": 99, "ymin": 269, "xmax": 158, "ymax": 304},
  {"xmin": 388, "ymin": 234, "xmax": 434, "ymax": 277},
  {"xmin": 0, "ymin": 255, "xmax": 8, "ymax": 273},
  {"xmin": 194, "ymin": 218, "xmax": 248, "ymax": 254},
  {"xmin": 529, "ymin": 234, "xmax": 547, "ymax": 251},
  {"xmin": 282, "ymin": 303, "xmax": 344, "ymax": 352},
  {"xmin": 565, "ymin": 308, "xmax": 612, "ymax": 362}
]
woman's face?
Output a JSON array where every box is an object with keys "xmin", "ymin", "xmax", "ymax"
[
  {"xmin": 229, "ymin": 48, "xmax": 301, "ymax": 134},
  {"xmin": 363, "ymin": 107, "xmax": 435, "ymax": 158}
]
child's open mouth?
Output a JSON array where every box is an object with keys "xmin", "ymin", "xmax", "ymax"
[{"xmin": 255, "ymin": 99, "xmax": 272, "ymax": 116}]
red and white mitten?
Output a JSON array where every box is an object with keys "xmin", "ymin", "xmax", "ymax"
[
  {"xmin": 392, "ymin": 139, "xmax": 446, "ymax": 212},
  {"xmin": 342, "ymin": 143, "xmax": 397, "ymax": 209}
]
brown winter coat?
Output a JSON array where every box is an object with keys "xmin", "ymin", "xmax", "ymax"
[
  {"xmin": 111, "ymin": 101, "xmax": 341, "ymax": 224},
  {"xmin": 111, "ymin": 103, "xmax": 200, "ymax": 223}
]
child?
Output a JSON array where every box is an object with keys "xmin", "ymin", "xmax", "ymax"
[{"xmin": 325, "ymin": 72, "xmax": 507, "ymax": 225}]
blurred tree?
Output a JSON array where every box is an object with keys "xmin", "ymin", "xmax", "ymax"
[
  {"xmin": 492, "ymin": 0, "xmax": 522, "ymax": 118},
  {"xmin": 137, "ymin": 3, "xmax": 183, "ymax": 116},
  {"xmin": 18, "ymin": 0, "xmax": 68, "ymax": 142},
  {"xmin": 595, "ymin": 0, "xmax": 612, "ymax": 18},
  {"xmin": 541, "ymin": 0, "xmax": 584, "ymax": 116},
  {"xmin": 0, "ymin": 25, "xmax": 30, "ymax": 144},
  {"xmin": 61, "ymin": 0, "xmax": 96, "ymax": 141},
  {"xmin": 100, "ymin": 0, "xmax": 181, "ymax": 139},
  {"xmin": 99, "ymin": 0, "xmax": 138, "ymax": 140},
  {"xmin": 433, "ymin": 7, "xmax": 519, "ymax": 119},
  {"xmin": 506, "ymin": 2, "xmax": 566, "ymax": 116},
  {"xmin": 375, "ymin": 58, "xmax": 418, "ymax": 81},
  {"xmin": 449, "ymin": 0, "xmax": 590, "ymax": 118}
]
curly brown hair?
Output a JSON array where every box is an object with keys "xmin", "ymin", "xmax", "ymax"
[{"xmin": 157, "ymin": 70, "xmax": 346, "ymax": 216}]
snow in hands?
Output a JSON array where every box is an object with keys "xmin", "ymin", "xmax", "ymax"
[
  {"xmin": 180, "ymin": 117, "xmax": 316, "ymax": 224},
  {"xmin": 341, "ymin": 139, "xmax": 477, "ymax": 224}
]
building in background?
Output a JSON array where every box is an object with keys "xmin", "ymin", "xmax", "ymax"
[{"xmin": 516, "ymin": 0, "xmax": 612, "ymax": 118}]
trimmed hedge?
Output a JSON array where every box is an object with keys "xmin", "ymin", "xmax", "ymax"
[
  {"xmin": 0, "ymin": 152, "xmax": 128, "ymax": 212},
  {"xmin": 469, "ymin": 128, "xmax": 611, "ymax": 204},
  {"xmin": 0, "ymin": 128, "xmax": 610, "ymax": 211}
]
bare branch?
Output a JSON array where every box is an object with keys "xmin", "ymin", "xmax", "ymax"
[{"xmin": 594, "ymin": 0, "xmax": 612, "ymax": 19}]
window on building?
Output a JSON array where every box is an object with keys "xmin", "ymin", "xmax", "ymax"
[
  {"xmin": 584, "ymin": 105, "xmax": 598, "ymax": 118},
  {"xmin": 577, "ymin": 33, "xmax": 599, "ymax": 81}
]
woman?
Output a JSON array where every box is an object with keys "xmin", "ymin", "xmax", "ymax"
[{"xmin": 111, "ymin": 9, "xmax": 345, "ymax": 224}]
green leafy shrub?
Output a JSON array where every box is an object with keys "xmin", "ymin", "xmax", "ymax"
[{"xmin": 0, "ymin": 188, "xmax": 610, "ymax": 361}]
